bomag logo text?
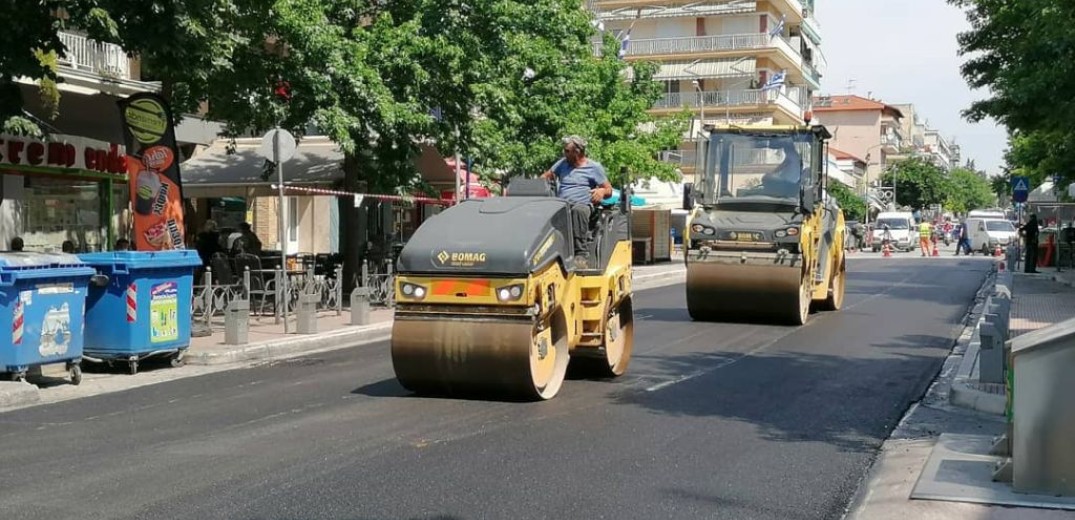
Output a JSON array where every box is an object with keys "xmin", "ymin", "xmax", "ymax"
[{"xmin": 436, "ymin": 251, "xmax": 487, "ymax": 266}]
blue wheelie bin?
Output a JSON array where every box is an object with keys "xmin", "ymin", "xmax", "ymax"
[
  {"xmin": 79, "ymin": 251, "xmax": 202, "ymax": 374},
  {"xmin": 0, "ymin": 253, "xmax": 96, "ymax": 384}
]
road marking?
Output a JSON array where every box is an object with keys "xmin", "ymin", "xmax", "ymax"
[{"xmin": 641, "ymin": 341, "xmax": 779, "ymax": 392}]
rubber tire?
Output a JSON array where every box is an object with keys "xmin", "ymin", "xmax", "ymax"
[
  {"xmin": 170, "ymin": 351, "xmax": 186, "ymax": 368},
  {"xmin": 128, "ymin": 360, "xmax": 138, "ymax": 376},
  {"xmin": 70, "ymin": 364, "xmax": 82, "ymax": 386}
]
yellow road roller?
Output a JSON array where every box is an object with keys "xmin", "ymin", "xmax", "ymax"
[
  {"xmin": 390, "ymin": 179, "xmax": 634, "ymax": 400},
  {"xmin": 684, "ymin": 124, "xmax": 846, "ymax": 325}
]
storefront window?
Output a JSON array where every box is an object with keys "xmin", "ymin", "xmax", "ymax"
[{"xmin": 21, "ymin": 177, "xmax": 121, "ymax": 252}]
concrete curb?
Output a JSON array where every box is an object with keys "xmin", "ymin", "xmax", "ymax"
[
  {"xmin": 949, "ymin": 267, "xmax": 1007, "ymax": 415},
  {"xmin": 185, "ymin": 322, "xmax": 394, "ymax": 366},
  {"xmin": 185, "ymin": 265, "xmax": 688, "ymax": 367},
  {"xmin": 0, "ymin": 381, "xmax": 41, "ymax": 409},
  {"xmin": 1051, "ymin": 273, "xmax": 1075, "ymax": 288}
]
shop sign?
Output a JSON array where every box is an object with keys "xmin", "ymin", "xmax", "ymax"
[{"xmin": 0, "ymin": 134, "xmax": 126, "ymax": 174}]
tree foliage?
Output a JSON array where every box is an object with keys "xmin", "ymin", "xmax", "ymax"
[
  {"xmin": 880, "ymin": 157, "xmax": 950, "ymax": 211},
  {"xmin": 827, "ymin": 181, "xmax": 865, "ymax": 222},
  {"xmin": 945, "ymin": 167, "xmax": 995, "ymax": 214},
  {"xmin": 950, "ymin": 0, "xmax": 1075, "ymax": 189}
]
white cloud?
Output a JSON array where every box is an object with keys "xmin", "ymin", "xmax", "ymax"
[{"xmin": 816, "ymin": 0, "xmax": 1007, "ymax": 174}]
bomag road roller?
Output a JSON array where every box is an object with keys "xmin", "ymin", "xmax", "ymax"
[
  {"xmin": 684, "ymin": 123, "xmax": 846, "ymax": 325},
  {"xmin": 390, "ymin": 178, "xmax": 635, "ymax": 400}
]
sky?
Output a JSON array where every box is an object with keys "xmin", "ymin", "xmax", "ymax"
[{"xmin": 815, "ymin": 0, "xmax": 1007, "ymax": 175}]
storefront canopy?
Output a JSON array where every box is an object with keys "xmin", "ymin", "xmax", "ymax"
[{"xmin": 179, "ymin": 138, "xmax": 451, "ymax": 198}]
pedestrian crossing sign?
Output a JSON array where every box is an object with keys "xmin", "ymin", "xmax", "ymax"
[{"xmin": 1012, "ymin": 176, "xmax": 1030, "ymax": 203}]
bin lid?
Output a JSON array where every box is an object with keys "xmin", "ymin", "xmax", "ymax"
[
  {"xmin": 0, "ymin": 252, "xmax": 85, "ymax": 268},
  {"xmin": 78, "ymin": 250, "xmax": 204, "ymax": 269}
]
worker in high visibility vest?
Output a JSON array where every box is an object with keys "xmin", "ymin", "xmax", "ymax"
[{"xmin": 919, "ymin": 221, "xmax": 934, "ymax": 257}]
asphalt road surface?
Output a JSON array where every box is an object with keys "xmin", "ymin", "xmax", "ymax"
[{"xmin": 0, "ymin": 256, "xmax": 992, "ymax": 520}]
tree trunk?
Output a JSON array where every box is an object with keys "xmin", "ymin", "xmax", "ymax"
[{"xmin": 340, "ymin": 152, "xmax": 366, "ymax": 294}]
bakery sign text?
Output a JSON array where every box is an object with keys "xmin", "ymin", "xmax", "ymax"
[{"xmin": 0, "ymin": 134, "xmax": 127, "ymax": 175}]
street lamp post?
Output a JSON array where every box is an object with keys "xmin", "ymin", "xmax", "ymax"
[{"xmin": 692, "ymin": 79, "xmax": 704, "ymax": 136}]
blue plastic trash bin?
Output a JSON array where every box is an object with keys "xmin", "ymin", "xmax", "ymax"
[
  {"xmin": 79, "ymin": 251, "xmax": 202, "ymax": 374},
  {"xmin": 0, "ymin": 253, "xmax": 95, "ymax": 384}
]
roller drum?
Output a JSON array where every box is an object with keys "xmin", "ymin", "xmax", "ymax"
[
  {"xmin": 391, "ymin": 312, "xmax": 570, "ymax": 400},
  {"xmin": 686, "ymin": 261, "xmax": 805, "ymax": 324}
]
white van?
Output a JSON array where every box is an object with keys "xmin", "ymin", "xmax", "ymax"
[
  {"xmin": 965, "ymin": 217, "xmax": 1018, "ymax": 254},
  {"xmin": 871, "ymin": 212, "xmax": 916, "ymax": 252}
]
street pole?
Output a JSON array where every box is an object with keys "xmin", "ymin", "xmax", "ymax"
[
  {"xmin": 275, "ymin": 128, "xmax": 289, "ymax": 334},
  {"xmin": 454, "ymin": 126, "xmax": 462, "ymax": 206}
]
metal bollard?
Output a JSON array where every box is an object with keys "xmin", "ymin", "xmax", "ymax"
[
  {"xmin": 335, "ymin": 266, "xmax": 344, "ymax": 316},
  {"xmin": 296, "ymin": 293, "xmax": 319, "ymax": 334},
  {"xmin": 225, "ymin": 298, "xmax": 250, "ymax": 345},
  {"xmin": 351, "ymin": 286, "xmax": 371, "ymax": 326},
  {"xmin": 986, "ymin": 298, "xmax": 1012, "ymax": 340},
  {"xmin": 979, "ymin": 320, "xmax": 1005, "ymax": 384}
]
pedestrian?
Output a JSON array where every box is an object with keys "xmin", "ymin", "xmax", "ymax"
[
  {"xmin": 918, "ymin": 220, "xmax": 933, "ymax": 256},
  {"xmin": 114, "ymin": 238, "xmax": 131, "ymax": 251},
  {"xmin": 1020, "ymin": 214, "xmax": 1040, "ymax": 273},
  {"xmin": 955, "ymin": 220, "xmax": 972, "ymax": 256}
]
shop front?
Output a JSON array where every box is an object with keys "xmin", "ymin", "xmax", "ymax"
[{"xmin": 0, "ymin": 134, "xmax": 128, "ymax": 252}]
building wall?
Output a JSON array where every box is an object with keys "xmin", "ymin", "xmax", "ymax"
[{"xmin": 815, "ymin": 110, "xmax": 884, "ymax": 182}]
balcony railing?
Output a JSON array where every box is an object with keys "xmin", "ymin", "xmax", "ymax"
[
  {"xmin": 624, "ymin": 33, "xmax": 772, "ymax": 57},
  {"xmin": 654, "ymin": 88, "xmax": 805, "ymax": 115},
  {"xmin": 660, "ymin": 149, "xmax": 698, "ymax": 167},
  {"xmin": 57, "ymin": 31, "xmax": 132, "ymax": 80}
]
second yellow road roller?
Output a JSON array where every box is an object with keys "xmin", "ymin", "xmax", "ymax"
[
  {"xmin": 684, "ymin": 123, "xmax": 846, "ymax": 325},
  {"xmin": 390, "ymin": 178, "xmax": 634, "ymax": 400}
]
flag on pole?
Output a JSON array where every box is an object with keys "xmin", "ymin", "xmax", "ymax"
[
  {"xmin": 762, "ymin": 70, "xmax": 786, "ymax": 91},
  {"xmin": 769, "ymin": 15, "xmax": 786, "ymax": 38},
  {"xmin": 618, "ymin": 28, "xmax": 631, "ymax": 59}
]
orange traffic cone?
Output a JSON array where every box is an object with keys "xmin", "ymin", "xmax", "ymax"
[
  {"xmin": 883, "ymin": 244, "xmax": 892, "ymax": 258},
  {"xmin": 932, "ymin": 246, "xmax": 939, "ymax": 257},
  {"xmin": 994, "ymin": 244, "xmax": 1003, "ymax": 257}
]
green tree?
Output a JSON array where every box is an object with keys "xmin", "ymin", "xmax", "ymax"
[
  {"xmin": 827, "ymin": 181, "xmax": 865, "ymax": 221},
  {"xmin": 945, "ymin": 167, "xmax": 996, "ymax": 214},
  {"xmin": 949, "ymin": 1, "xmax": 1075, "ymax": 187},
  {"xmin": 880, "ymin": 157, "xmax": 949, "ymax": 210}
]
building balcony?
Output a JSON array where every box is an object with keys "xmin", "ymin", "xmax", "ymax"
[
  {"xmin": 880, "ymin": 134, "xmax": 901, "ymax": 153},
  {"xmin": 660, "ymin": 149, "xmax": 699, "ymax": 172},
  {"xmin": 596, "ymin": 1, "xmax": 757, "ymax": 21},
  {"xmin": 623, "ymin": 33, "xmax": 774, "ymax": 58},
  {"xmin": 58, "ymin": 31, "xmax": 131, "ymax": 80},
  {"xmin": 651, "ymin": 87, "xmax": 807, "ymax": 121}
]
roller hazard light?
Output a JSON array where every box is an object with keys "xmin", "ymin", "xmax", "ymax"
[{"xmin": 390, "ymin": 178, "xmax": 635, "ymax": 400}]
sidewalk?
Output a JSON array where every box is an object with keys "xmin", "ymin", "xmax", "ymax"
[{"xmin": 845, "ymin": 264, "xmax": 1075, "ymax": 519}]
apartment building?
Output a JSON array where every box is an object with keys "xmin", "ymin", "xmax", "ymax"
[
  {"xmin": 811, "ymin": 95, "xmax": 903, "ymax": 185},
  {"xmin": 590, "ymin": 0, "xmax": 825, "ymax": 180},
  {"xmin": 923, "ymin": 129, "xmax": 954, "ymax": 172}
]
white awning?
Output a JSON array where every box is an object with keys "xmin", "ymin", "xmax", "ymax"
[
  {"xmin": 600, "ymin": 1, "xmax": 757, "ymax": 21},
  {"xmin": 654, "ymin": 59, "xmax": 756, "ymax": 81}
]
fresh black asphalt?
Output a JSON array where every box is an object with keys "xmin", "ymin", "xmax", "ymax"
[{"xmin": 0, "ymin": 256, "xmax": 992, "ymax": 520}]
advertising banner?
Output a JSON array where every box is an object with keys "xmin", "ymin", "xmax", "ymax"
[{"xmin": 117, "ymin": 93, "xmax": 186, "ymax": 250}]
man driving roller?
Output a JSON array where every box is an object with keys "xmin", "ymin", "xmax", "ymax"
[
  {"xmin": 756, "ymin": 141, "xmax": 803, "ymax": 199},
  {"xmin": 541, "ymin": 136, "xmax": 613, "ymax": 268}
]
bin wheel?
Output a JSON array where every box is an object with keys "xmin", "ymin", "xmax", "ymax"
[
  {"xmin": 70, "ymin": 365, "xmax": 82, "ymax": 386},
  {"xmin": 170, "ymin": 351, "xmax": 185, "ymax": 368},
  {"xmin": 128, "ymin": 360, "xmax": 138, "ymax": 375},
  {"xmin": 10, "ymin": 372, "xmax": 26, "ymax": 383}
]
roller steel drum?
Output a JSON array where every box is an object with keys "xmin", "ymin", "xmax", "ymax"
[
  {"xmin": 391, "ymin": 313, "xmax": 570, "ymax": 400},
  {"xmin": 685, "ymin": 257, "xmax": 808, "ymax": 324}
]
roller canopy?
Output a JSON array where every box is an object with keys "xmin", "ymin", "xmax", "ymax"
[{"xmin": 397, "ymin": 197, "xmax": 573, "ymax": 275}]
